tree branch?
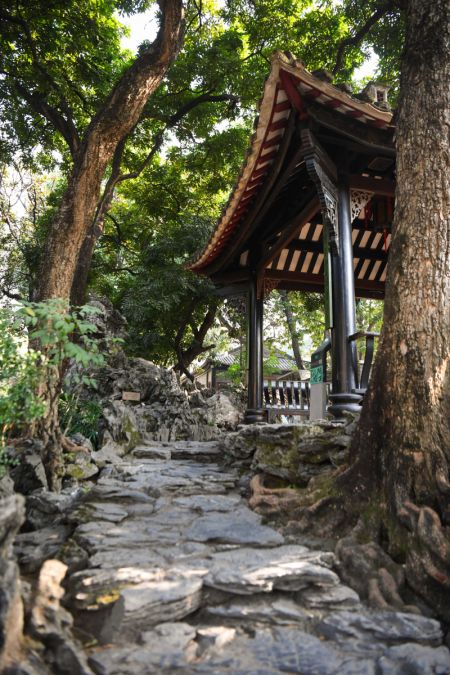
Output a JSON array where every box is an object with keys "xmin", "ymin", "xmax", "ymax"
[
  {"xmin": 332, "ymin": 1, "xmax": 395, "ymax": 76},
  {"xmin": 0, "ymin": 9, "xmax": 80, "ymax": 155},
  {"xmin": 13, "ymin": 81, "xmax": 80, "ymax": 157},
  {"xmin": 87, "ymin": 0, "xmax": 184, "ymax": 143}
]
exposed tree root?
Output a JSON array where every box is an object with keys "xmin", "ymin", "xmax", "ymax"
[
  {"xmin": 249, "ymin": 471, "xmax": 354, "ymax": 540},
  {"xmin": 398, "ymin": 502, "xmax": 450, "ymax": 622},
  {"xmin": 61, "ymin": 436, "xmax": 90, "ymax": 454},
  {"xmin": 249, "ymin": 471, "xmax": 450, "ymax": 622}
]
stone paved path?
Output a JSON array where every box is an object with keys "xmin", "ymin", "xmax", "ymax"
[{"xmin": 62, "ymin": 441, "xmax": 450, "ymax": 674}]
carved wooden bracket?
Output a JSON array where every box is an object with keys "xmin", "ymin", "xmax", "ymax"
[
  {"xmin": 263, "ymin": 277, "xmax": 280, "ymax": 298},
  {"xmin": 301, "ymin": 129, "xmax": 339, "ymax": 254},
  {"xmin": 350, "ymin": 189, "xmax": 373, "ymax": 222}
]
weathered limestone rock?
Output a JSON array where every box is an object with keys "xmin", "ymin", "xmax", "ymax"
[
  {"xmin": 25, "ymin": 489, "xmax": 81, "ymax": 530},
  {"xmin": 14, "ymin": 524, "xmax": 72, "ymax": 574},
  {"xmin": 131, "ymin": 444, "xmax": 171, "ymax": 460},
  {"xmin": 29, "ymin": 559, "xmax": 93, "ymax": 675},
  {"xmin": 0, "ymin": 495, "xmax": 25, "ymax": 671},
  {"xmin": 64, "ymin": 449, "xmax": 99, "ymax": 482},
  {"xmin": 191, "ymin": 626, "xmax": 376, "ymax": 674},
  {"xmin": 222, "ymin": 419, "xmax": 353, "ymax": 486},
  {"xmin": 299, "ymin": 583, "xmax": 361, "ymax": 610},
  {"xmin": 170, "ymin": 441, "xmax": 222, "ymax": 460},
  {"xmin": 202, "ymin": 393, "xmax": 243, "ymax": 430},
  {"xmin": 9, "ymin": 445, "xmax": 48, "ymax": 494},
  {"xmin": 91, "ymin": 437, "xmax": 128, "ymax": 468},
  {"xmin": 0, "ymin": 473, "xmax": 15, "ymax": 498}
]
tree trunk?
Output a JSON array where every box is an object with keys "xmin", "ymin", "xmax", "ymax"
[
  {"xmin": 173, "ymin": 304, "xmax": 218, "ymax": 378},
  {"xmin": 37, "ymin": 0, "xmax": 184, "ymax": 301},
  {"xmin": 342, "ymin": 0, "xmax": 450, "ymax": 618},
  {"xmin": 33, "ymin": 0, "xmax": 184, "ymax": 490},
  {"xmin": 278, "ymin": 290, "xmax": 304, "ymax": 371}
]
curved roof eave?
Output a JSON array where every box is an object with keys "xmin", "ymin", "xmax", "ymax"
[{"xmin": 188, "ymin": 51, "xmax": 394, "ymax": 274}]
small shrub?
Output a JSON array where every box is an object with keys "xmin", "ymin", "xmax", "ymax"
[
  {"xmin": 59, "ymin": 392, "xmax": 103, "ymax": 449},
  {"xmin": 0, "ymin": 300, "xmax": 107, "ymax": 450},
  {"xmin": 0, "ymin": 309, "xmax": 45, "ymax": 444}
]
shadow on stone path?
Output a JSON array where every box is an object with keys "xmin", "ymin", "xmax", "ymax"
[{"xmin": 60, "ymin": 441, "xmax": 450, "ymax": 674}]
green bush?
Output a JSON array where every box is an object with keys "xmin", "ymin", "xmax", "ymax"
[
  {"xmin": 0, "ymin": 309, "xmax": 45, "ymax": 444},
  {"xmin": 0, "ymin": 300, "xmax": 106, "ymax": 450},
  {"xmin": 59, "ymin": 392, "xmax": 103, "ymax": 449}
]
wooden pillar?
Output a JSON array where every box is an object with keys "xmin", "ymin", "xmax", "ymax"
[
  {"xmin": 328, "ymin": 177, "xmax": 362, "ymax": 417},
  {"xmin": 245, "ymin": 276, "xmax": 266, "ymax": 423}
]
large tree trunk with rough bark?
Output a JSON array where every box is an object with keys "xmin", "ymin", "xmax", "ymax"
[
  {"xmin": 342, "ymin": 0, "xmax": 450, "ymax": 618},
  {"xmin": 33, "ymin": 0, "xmax": 184, "ymax": 489}
]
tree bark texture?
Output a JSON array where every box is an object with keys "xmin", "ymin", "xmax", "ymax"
[
  {"xmin": 37, "ymin": 0, "xmax": 184, "ymax": 301},
  {"xmin": 344, "ymin": 0, "xmax": 450, "ymax": 617}
]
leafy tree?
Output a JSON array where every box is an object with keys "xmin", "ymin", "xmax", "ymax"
[{"xmin": 0, "ymin": 0, "xmax": 184, "ymax": 481}]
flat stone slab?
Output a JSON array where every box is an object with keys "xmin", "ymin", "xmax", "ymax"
[
  {"xmin": 317, "ymin": 610, "xmax": 444, "ymax": 647},
  {"xmin": 204, "ymin": 595, "xmax": 312, "ymax": 626},
  {"xmin": 170, "ymin": 441, "xmax": 222, "ymax": 460},
  {"xmin": 185, "ymin": 510, "xmax": 284, "ymax": 547},
  {"xmin": 173, "ymin": 494, "xmax": 242, "ymax": 513},
  {"xmin": 131, "ymin": 445, "xmax": 171, "ymax": 460},
  {"xmin": 71, "ymin": 502, "xmax": 129, "ymax": 524},
  {"xmin": 74, "ymin": 519, "xmax": 185, "ymax": 553},
  {"xmin": 189, "ymin": 626, "xmax": 377, "ymax": 675},
  {"xmin": 120, "ymin": 576, "xmax": 203, "ymax": 638},
  {"xmin": 69, "ymin": 568, "xmax": 203, "ymax": 643},
  {"xmin": 88, "ymin": 622, "xmax": 198, "ymax": 674},
  {"xmin": 88, "ymin": 484, "xmax": 154, "ymax": 503},
  {"xmin": 299, "ymin": 584, "xmax": 361, "ymax": 610},
  {"xmin": 88, "ymin": 548, "xmax": 168, "ymax": 570},
  {"xmin": 204, "ymin": 546, "xmax": 337, "ymax": 595},
  {"xmin": 378, "ymin": 643, "xmax": 450, "ymax": 674}
]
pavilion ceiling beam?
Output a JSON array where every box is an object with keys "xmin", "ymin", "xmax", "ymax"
[
  {"xmin": 350, "ymin": 174, "xmax": 395, "ymax": 196},
  {"xmin": 257, "ymin": 194, "xmax": 320, "ymax": 272},
  {"xmin": 286, "ymin": 239, "xmax": 388, "ymax": 261},
  {"xmin": 211, "ymin": 269, "xmax": 251, "ymax": 284},
  {"xmin": 266, "ymin": 268, "xmax": 385, "ymax": 297},
  {"xmin": 307, "ymin": 103, "xmax": 395, "ymax": 156}
]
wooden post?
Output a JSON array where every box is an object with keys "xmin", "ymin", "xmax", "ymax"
[
  {"xmin": 328, "ymin": 177, "xmax": 362, "ymax": 417},
  {"xmin": 245, "ymin": 275, "xmax": 266, "ymax": 423}
]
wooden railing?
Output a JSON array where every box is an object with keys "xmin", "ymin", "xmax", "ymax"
[
  {"xmin": 263, "ymin": 379, "xmax": 310, "ymax": 416},
  {"xmin": 348, "ymin": 331, "xmax": 380, "ymax": 396}
]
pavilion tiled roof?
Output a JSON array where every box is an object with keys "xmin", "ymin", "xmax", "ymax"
[{"xmin": 188, "ymin": 51, "xmax": 394, "ymax": 274}]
